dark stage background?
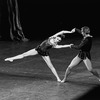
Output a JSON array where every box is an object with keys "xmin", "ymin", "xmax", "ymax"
[
  {"xmin": 0, "ymin": 0, "xmax": 100, "ymax": 40},
  {"xmin": 0, "ymin": 1, "xmax": 100, "ymax": 100}
]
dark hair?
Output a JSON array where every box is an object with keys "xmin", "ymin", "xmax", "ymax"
[
  {"xmin": 81, "ymin": 26, "xmax": 90, "ymax": 34},
  {"xmin": 58, "ymin": 34, "xmax": 65, "ymax": 39},
  {"xmin": 75, "ymin": 28, "xmax": 81, "ymax": 33}
]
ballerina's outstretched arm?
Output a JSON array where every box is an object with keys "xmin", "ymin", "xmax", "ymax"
[
  {"xmin": 62, "ymin": 28, "xmax": 76, "ymax": 34},
  {"xmin": 50, "ymin": 28, "xmax": 76, "ymax": 38},
  {"xmin": 54, "ymin": 44, "xmax": 73, "ymax": 49}
]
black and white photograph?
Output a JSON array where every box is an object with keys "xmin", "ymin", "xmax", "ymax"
[{"xmin": 0, "ymin": 0, "xmax": 100, "ymax": 100}]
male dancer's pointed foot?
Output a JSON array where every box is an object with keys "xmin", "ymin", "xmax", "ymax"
[
  {"xmin": 96, "ymin": 77, "xmax": 100, "ymax": 82},
  {"xmin": 5, "ymin": 58, "xmax": 13, "ymax": 62},
  {"xmin": 98, "ymin": 78, "xmax": 100, "ymax": 82}
]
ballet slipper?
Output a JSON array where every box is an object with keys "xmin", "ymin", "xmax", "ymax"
[{"xmin": 5, "ymin": 58, "xmax": 13, "ymax": 62}]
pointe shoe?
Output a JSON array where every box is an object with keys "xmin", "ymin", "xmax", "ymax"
[
  {"xmin": 61, "ymin": 80, "xmax": 65, "ymax": 83},
  {"xmin": 57, "ymin": 79, "xmax": 62, "ymax": 83},
  {"xmin": 61, "ymin": 79, "xmax": 67, "ymax": 83},
  {"xmin": 5, "ymin": 58, "xmax": 13, "ymax": 62},
  {"xmin": 96, "ymin": 77, "xmax": 100, "ymax": 82}
]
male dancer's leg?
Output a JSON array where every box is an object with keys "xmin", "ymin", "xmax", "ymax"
[
  {"xmin": 83, "ymin": 57, "xmax": 100, "ymax": 81},
  {"xmin": 61, "ymin": 55, "xmax": 82, "ymax": 83}
]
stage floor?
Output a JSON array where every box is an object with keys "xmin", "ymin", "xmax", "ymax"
[{"xmin": 0, "ymin": 39, "xmax": 100, "ymax": 100}]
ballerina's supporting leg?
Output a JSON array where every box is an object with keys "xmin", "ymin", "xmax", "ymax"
[{"xmin": 42, "ymin": 56, "xmax": 61, "ymax": 82}]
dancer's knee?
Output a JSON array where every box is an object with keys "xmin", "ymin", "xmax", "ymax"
[
  {"xmin": 67, "ymin": 67, "xmax": 72, "ymax": 72},
  {"xmin": 18, "ymin": 54, "xmax": 24, "ymax": 58},
  {"xmin": 23, "ymin": 53, "xmax": 27, "ymax": 57},
  {"xmin": 87, "ymin": 67, "xmax": 93, "ymax": 72}
]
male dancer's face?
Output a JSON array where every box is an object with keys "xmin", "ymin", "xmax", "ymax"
[{"xmin": 81, "ymin": 28, "xmax": 86, "ymax": 37}]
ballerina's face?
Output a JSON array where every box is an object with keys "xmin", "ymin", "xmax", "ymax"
[
  {"xmin": 50, "ymin": 36, "xmax": 61, "ymax": 44},
  {"xmin": 54, "ymin": 36, "xmax": 61, "ymax": 42}
]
